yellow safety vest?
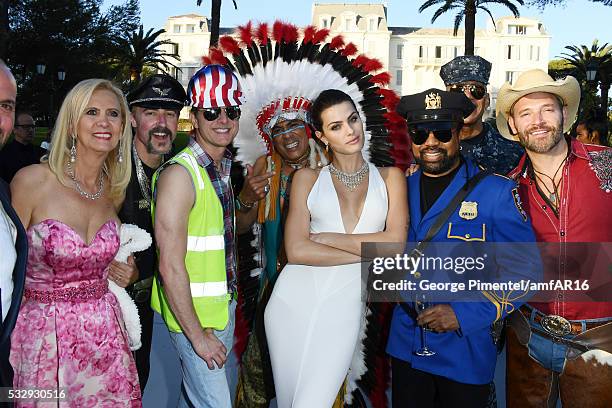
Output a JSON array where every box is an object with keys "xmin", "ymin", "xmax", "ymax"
[{"xmin": 150, "ymin": 147, "xmax": 230, "ymax": 332}]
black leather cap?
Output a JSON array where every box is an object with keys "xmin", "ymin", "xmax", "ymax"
[{"xmin": 127, "ymin": 74, "xmax": 187, "ymax": 111}]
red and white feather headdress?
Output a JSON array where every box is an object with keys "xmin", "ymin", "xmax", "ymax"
[{"xmin": 204, "ymin": 21, "xmax": 410, "ymax": 170}]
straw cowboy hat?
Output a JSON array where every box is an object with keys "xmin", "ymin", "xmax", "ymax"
[{"xmin": 496, "ymin": 69, "xmax": 580, "ymax": 141}]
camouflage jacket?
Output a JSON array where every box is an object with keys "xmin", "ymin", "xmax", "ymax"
[{"xmin": 460, "ymin": 122, "xmax": 524, "ymax": 175}]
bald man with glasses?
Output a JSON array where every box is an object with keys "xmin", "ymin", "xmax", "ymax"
[{"xmin": 0, "ymin": 112, "xmax": 44, "ymax": 183}]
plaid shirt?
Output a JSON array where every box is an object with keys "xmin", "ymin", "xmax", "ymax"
[{"xmin": 187, "ymin": 138, "xmax": 236, "ymax": 291}]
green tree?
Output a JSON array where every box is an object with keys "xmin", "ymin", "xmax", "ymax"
[
  {"xmin": 196, "ymin": 0, "xmax": 237, "ymax": 47},
  {"xmin": 561, "ymin": 40, "xmax": 612, "ymax": 120},
  {"xmin": 548, "ymin": 59, "xmax": 574, "ymax": 80},
  {"xmin": 418, "ymin": 0, "xmax": 524, "ymax": 56},
  {"xmin": 113, "ymin": 25, "xmax": 180, "ymax": 85},
  {"xmin": 7, "ymin": 0, "xmax": 141, "ymax": 120},
  {"xmin": 0, "ymin": 0, "xmax": 8, "ymax": 59}
]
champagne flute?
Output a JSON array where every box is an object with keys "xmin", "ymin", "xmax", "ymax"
[{"xmin": 414, "ymin": 293, "xmax": 436, "ymax": 356}]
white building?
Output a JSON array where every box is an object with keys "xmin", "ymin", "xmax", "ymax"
[{"xmin": 160, "ymin": 3, "xmax": 551, "ymax": 112}]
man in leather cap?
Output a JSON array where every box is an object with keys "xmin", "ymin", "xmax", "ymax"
[{"xmin": 119, "ymin": 73, "xmax": 186, "ymax": 392}]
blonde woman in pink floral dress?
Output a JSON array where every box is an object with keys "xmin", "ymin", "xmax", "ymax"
[{"xmin": 9, "ymin": 79, "xmax": 141, "ymax": 407}]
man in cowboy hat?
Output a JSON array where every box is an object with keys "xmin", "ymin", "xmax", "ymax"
[
  {"xmin": 118, "ymin": 73, "xmax": 187, "ymax": 392},
  {"xmin": 440, "ymin": 55, "xmax": 524, "ymax": 175},
  {"xmin": 151, "ymin": 65, "xmax": 242, "ymax": 408},
  {"xmin": 498, "ymin": 69, "xmax": 612, "ymax": 407},
  {"xmin": 388, "ymin": 88, "xmax": 537, "ymax": 408}
]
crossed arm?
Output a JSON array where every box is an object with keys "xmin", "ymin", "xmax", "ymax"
[{"xmin": 284, "ymin": 166, "xmax": 408, "ymax": 266}]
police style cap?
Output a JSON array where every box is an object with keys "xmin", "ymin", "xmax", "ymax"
[
  {"xmin": 127, "ymin": 74, "xmax": 187, "ymax": 111},
  {"xmin": 396, "ymin": 88, "xmax": 475, "ymax": 125},
  {"xmin": 440, "ymin": 55, "xmax": 492, "ymax": 86}
]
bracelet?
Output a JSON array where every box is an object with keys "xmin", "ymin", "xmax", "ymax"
[{"xmin": 236, "ymin": 195, "xmax": 256, "ymax": 212}]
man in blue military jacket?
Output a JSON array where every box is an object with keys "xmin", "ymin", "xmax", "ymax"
[
  {"xmin": 0, "ymin": 60, "xmax": 27, "ymax": 396},
  {"xmin": 387, "ymin": 89, "xmax": 537, "ymax": 407}
]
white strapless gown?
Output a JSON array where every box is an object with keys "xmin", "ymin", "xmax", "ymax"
[{"xmin": 264, "ymin": 164, "xmax": 388, "ymax": 408}]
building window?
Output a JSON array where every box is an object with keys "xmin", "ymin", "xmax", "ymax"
[
  {"xmin": 369, "ymin": 17, "xmax": 377, "ymax": 31},
  {"xmin": 173, "ymin": 24, "xmax": 181, "ymax": 34},
  {"xmin": 454, "ymin": 46, "xmax": 459, "ymax": 58},
  {"xmin": 419, "ymin": 46, "xmax": 424, "ymax": 58},
  {"xmin": 172, "ymin": 43, "xmax": 179, "ymax": 55},
  {"xmin": 321, "ymin": 18, "xmax": 329, "ymax": 28},
  {"xmin": 506, "ymin": 71, "xmax": 519, "ymax": 83},
  {"xmin": 507, "ymin": 45, "xmax": 519, "ymax": 60},
  {"xmin": 474, "ymin": 47, "xmax": 480, "ymax": 56},
  {"xmin": 397, "ymin": 44, "xmax": 403, "ymax": 60},
  {"xmin": 530, "ymin": 45, "xmax": 540, "ymax": 61},
  {"xmin": 175, "ymin": 68, "xmax": 182, "ymax": 82},
  {"xmin": 187, "ymin": 67, "xmax": 197, "ymax": 79},
  {"xmin": 435, "ymin": 46, "xmax": 442, "ymax": 59},
  {"xmin": 345, "ymin": 18, "xmax": 352, "ymax": 31},
  {"xmin": 186, "ymin": 24, "xmax": 195, "ymax": 33},
  {"xmin": 508, "ymin": 25, "xmax": 527, "ymax": 35},
  {"xmin": 396, "ymin": 70, "xmax": 403, "ymax": 86}
]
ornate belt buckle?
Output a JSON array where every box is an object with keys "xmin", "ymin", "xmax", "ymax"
[{"xmin": 541, "ymin": 314, "xmax": 572, "ymax": 336}]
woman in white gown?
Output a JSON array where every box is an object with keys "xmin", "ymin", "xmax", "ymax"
[{"xmin": 264, "ymin": 89, "xmax": 408, "ymax": 407}]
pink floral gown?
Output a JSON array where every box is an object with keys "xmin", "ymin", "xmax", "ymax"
[{"xmin": 10, "ymin": 219, "xmax": 141, "ymax": 407}]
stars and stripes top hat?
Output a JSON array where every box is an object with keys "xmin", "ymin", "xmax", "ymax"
[{"xmin": 186, "ymin": 64, "xmax": 243, "ymax": 109}]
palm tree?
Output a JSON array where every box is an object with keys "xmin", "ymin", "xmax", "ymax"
[
  {"xmin": 561, "ymin": 39, "xmax": 612, "ymax": 119},
  {"xmin": 115, "ymin": 25, "xmax": 180, "ymax": 84},
  {"xmin": 196, "ymin": 0, "xmax": 238, "ymax": 48},
  {"xmin": 0, "ymin": 0, "xmax": 7, "ymax": 59},
  {"xmin": 418, "ymin": 0, "xmax": 524, "ymax": 56}
]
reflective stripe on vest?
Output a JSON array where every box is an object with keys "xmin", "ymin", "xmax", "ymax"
[
  {"xmin": 186, "ymin": 235, "xmax": 225, "ymax": 252},
  {"xmin": 150, "ymin": 147, "xmax": 230, "ymax": 332},
  {"xmin": 190, "ymin": 281, "xmax": 228, "ymax": 297}
]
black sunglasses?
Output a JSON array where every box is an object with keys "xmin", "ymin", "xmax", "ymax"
[
  {"xmin": 409, "ymin": 123, "xmax": 458, "ymax": 145},
  {"xmin": 201, "ymin": 106, "xmax": 241, "ymax": 121},
  {"xmin": 449, "ymin": 83, "xmax": 487, "ymax": 100}
]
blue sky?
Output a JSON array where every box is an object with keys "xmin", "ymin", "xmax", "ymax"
[{"xmin": 106, "ymin": 0, "xmax": 611, "ymax": 59}]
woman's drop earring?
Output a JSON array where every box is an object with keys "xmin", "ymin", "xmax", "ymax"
[{"xmin": 70, "ymin": 137, "xmax": 77, "ymax": 163}]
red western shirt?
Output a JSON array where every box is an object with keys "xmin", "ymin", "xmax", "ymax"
[{"xmin": 510, "ymin": 138, "xmax": 612, "ymax": 320}]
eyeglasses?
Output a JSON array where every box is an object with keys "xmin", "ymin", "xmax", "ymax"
[
  {"xmin": 15, "ymin": 124, "xmax": 35, "ymax": 129},
  {"xmin": 409, "ymin": 123, "xmax": 458, "ymax": 145},
  {"xmin": 200, "ymin": 106, "xmax": 241, "ymax": 121},
  {"xmin": 271, "ymin": 124, "xmax": 305, "ymax": 138},
  {"xmin": 449, "ymin": 83, "xmax": 487, "ymax": 100}
]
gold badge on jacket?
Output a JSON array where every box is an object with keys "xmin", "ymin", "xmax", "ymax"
[{"xmin": 459, "ymin": 201, "xmax": 478, "ymax": 220}]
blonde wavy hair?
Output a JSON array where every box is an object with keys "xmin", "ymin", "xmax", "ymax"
[{"xmin": 47, "ymin": 79, "xmax": 132, "ymax": 206}]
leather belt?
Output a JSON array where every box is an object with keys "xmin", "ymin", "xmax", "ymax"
[{"xmin": 520, "ymin": 306, "xmax": 609, "ymax": 336}]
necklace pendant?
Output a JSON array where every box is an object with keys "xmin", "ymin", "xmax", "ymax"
[{"xmin": 138, "ymin": 199, "xmax": 151, "ymax": 210}]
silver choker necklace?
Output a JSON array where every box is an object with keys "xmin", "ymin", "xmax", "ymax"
[
  {"xmin": 329, "ymin": 161, "xmax": 369, "ymax": 192},
  {"xmin": 67, "ymin": 161, "xmax": 104, "ymax": 200}
]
